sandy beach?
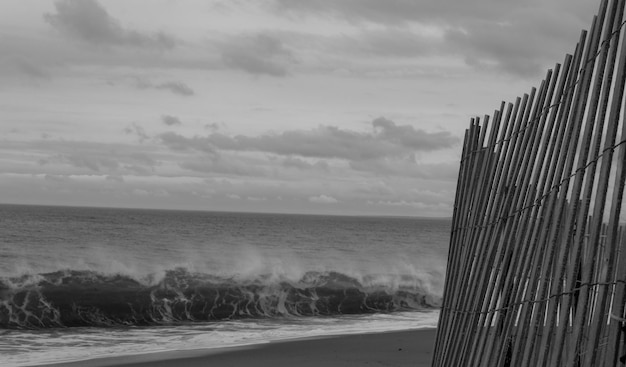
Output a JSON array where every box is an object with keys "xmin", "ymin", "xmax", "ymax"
[{"xmin": 37, "ymin": 328, "xmax": 436, "ymax": 367}]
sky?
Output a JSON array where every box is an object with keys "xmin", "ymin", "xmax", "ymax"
[{"xmin": 0, "ymin": 0, "xmax": 599, "ymax": 217}]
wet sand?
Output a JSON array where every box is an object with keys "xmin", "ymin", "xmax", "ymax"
[{"xmin": 38, "ymin": 328, "xmax": 436, "ymax": 367}]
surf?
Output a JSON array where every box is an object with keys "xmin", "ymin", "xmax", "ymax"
[{"xmin": 0, "ymin": 267, "xmax": 440, "ymax": 329}]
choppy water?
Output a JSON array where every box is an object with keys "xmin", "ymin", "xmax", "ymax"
[{"xmin": 0, "ymin": 204, "xmax": 449, "ymax": 366}]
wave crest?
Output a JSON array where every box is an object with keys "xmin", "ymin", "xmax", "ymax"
[{"xmin": 0, "ymin": 268, "xmax": 440, "ymax": 329}]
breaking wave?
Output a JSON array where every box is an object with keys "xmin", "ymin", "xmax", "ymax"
[{"xmin": 0, "ymin": 268, "xmax": 440, "ymax": 329}]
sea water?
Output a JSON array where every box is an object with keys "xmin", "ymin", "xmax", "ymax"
[{"xmin": 0, "ymin": 204, "xmax": 449, "ymax": 366}]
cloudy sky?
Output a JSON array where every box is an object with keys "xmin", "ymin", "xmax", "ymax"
[{"xmin": 0, "ymin": 0, "xmax": 598, "ymax": 216}]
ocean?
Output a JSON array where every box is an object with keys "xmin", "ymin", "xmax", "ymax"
[{"xmin": 0, "ymin": 204, "xmax": 449, "ymax": 366}]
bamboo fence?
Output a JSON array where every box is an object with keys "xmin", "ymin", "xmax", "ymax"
[{"xmin": 432, "ymin": 0, "xmax": 626, "ymax": 366}]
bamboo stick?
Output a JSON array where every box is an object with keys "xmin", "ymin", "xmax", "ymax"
[
  {"xmin": 514, "ymin": 60, "xmax": 572, "ymax": 367},
  {"xmin": 441, "ymin": 100, "xmax": 520, "ymax": 367},
  {"xmin": 515, "ymin": 31, "xmax": 587, "ymax": 367},
  {"xmin": 476, "ymin": 89, "xmax": 556, "ymax": 365},
  {"xmin": 606, "ymin": 219, "xmax": 626, "ymax": 365},
  {"xmin": 463, "ymin": 103, "xmax": 517, "ymax": 366},
  {"xmin": 436, "ymin": 119, "xmax": 485, "ymax": 366},
  {"xmin": 430, "ymin": 2, "xmax": 626, "ymax": 366},
  {"xmin": 507, "ymin": 67, "xmax": 562, "ymax": 367},
  {"xmin": 433, "ymin": 122, "xmax": 477, "ymax": 367},
  {"xmin": 581, "ymin": 2, "xmax": 626, "ymax": 363},
  {"xmin": 604, "ymin": 22, "xmax": 626, "ymax": 365},
  {"xmin": 441, "ymin": 119, "xmax": 497, "ymax": 367},
  {"xmin": 442, "ymin": 102, "xmax": 519, "ymax": 367},
  {"xmin": 565, "ymin": 1, "xmax": 626, "ymax": 363},
  {"xmin": 486, "ymin": 78, "xmax": 551, "ymax": 366},
  {"xmin": 544, "ymin": 1, "xmax": 624, "ymax": 364},
  {"xmin": 480, "ymin": 90, "xmax": 537, "ymax": 366},
  {"xmin": 431, "ymin": 128, "xmax": 472, "ymax": 367}
]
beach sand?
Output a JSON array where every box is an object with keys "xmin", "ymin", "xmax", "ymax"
[{"xmin": 38, "ymin": 328, "xmax": 436, "ymax": 367}]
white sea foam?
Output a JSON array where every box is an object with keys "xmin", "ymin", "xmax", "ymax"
[{"xmin": 2, "ymin": 311, "xmax": 439, "ymax": 367}]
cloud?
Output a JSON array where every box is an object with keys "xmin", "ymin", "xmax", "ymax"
[
  {"xmin": 63, "ymin": 154, "xmax": 119, "ymax": 172},
  {"xmin": 106, "ymin": 175, "xmax": 124, "ymax": 183},
  {"xmin": 349, "ymin": 159, "xmax": 458, "ymax": 180},
  {"xmin": 370, "ymin": 199, "xmax": 451, "ymax": 212},
  {"xmin": 23, "ymin": 140, "xmax": 160, "ymax": 176},
  {"xmin": 204, "ymin": 123, "xmax": 220, "ymax": 131},
  {"xmin": 309, "ymin": 194, "xmax": 338, "ymax": 204},
  {"xmin": 271, "ymin": 0, "xmax": 596, "ymax": 77},
  {"xmin": 0, "ymin": 133, "xmax": 459, "ymax": 215},
  {"xmin": 371, "ymin": 117, "xmax": 454, "ymax": 151},
  {"xmin": 443, "ymin": 13, "xmax": 584, "ymax": 76},
  {"xmin": 219, "ymin": 33, "xmax": 296, "ymax": 76},
  {"xmin": 336, "ymin": 29, "xmax": 440, "ymax": 58},
  {"xmin": 44, "ymin": 174, "xmax": 70, "ymax": 182},
  {"xmin": 124, "ymin": 123, "xmax": 149, "ymax": 142},
  {"xmin": 180, "ymin": 156, "xmax": 268, "ymax": 177},
  {"xmin": 15, "ymin": 58, "xmax": 51, "ymax": 79},
  {"xmin": 159, "ymin": 117, "xmax": 457, "ymax": 161},
  {"xmin": 0, "ymin": 56, "xmax": 52, "ymax": 81},
  {"xmin": 272, "ymin": 0, "xmax": 503, "ymax": 24},
  {"xmin": 159, "ymin": 132, "xmax": 217, "ymax": 155},
  {"xmin": 161, "ymin": 115, "xmax": 182, "ymax": 126},
  {"xmin": 0, "ymin": 28, "xmax": 219, "ymax": 76},
  {"xmin": 273, "ymin": 0, "xmax": 594, "ymax": 27},
  {"xmin": 136, "ymin": 79, "xmax": 195, "ymax": 96},
  {"xmin": 155, "ymin": 81, "xmax": 195, "ymax": 96},
  {"xmin": 282, "ymin": 156, "xmax": 329, "ymax": 171},
  {"xmin": 44, "ymin": 0, "xmax": 176, "ymax": 49}
]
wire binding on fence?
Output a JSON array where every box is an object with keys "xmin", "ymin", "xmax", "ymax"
[{"xmin": 440, "ymin": 279, "xmax": 626, "ymax": 315}]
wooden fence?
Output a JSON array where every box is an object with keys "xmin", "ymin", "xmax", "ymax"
[{"xmin": 432, "ymin": 0, "xmax": 626, "ymax": 366}]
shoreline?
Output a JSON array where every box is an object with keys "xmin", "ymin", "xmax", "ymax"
[{"xmin": 35, "ymin": 328, "xmax": 436, "ymax": 367}]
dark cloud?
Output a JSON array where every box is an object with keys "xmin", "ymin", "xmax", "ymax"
[
  {"xmin": 219, "ymin": 33, "xmax": 296, "ymax": 76},
  {"xmin": 161, "ymin": 115, "xmax": 182, "ymax": 126},
  {"xmin": 44, "ymin": 0, "xmax": 176, "ymax": 49},
  {"xmin": 159, "ymin": 118, "xmax": 457, "ymax": 161}
]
